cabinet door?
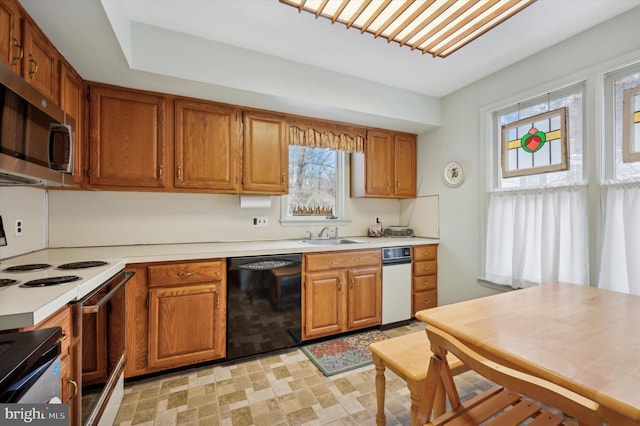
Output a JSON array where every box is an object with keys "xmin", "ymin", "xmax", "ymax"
[
  {"xmin": 124, "ymin": 264, "xmax": 149, "ymax": 378},
  {"xmin": 346, "ymin": 266, "xmax": 381, "ymax": 330},
  {"xmin": 0, "ymin": 0, "xmax": 22, "ymax": 74},
  {"xmin": 148, "ymin": 283, "xmax": 225, "ymax": 369},
  {"xmin": 393, "ymin": 132, "xmax": 416, "ymax": 197},
  {"xmin": 88, "ymin": 85, "xmax": 166, "ymax": 188},
  {"xmin": 365, "ymin": 129, "xmax": 394, "ymax": 196},
  {"xmin": 22, "ymin": 21, "xmax": 58, "ymax": 102},
  {"xmin": 29, "ymin": 305, "xmax": 79, "ymax": 425},
  {"xmin": 303, "ymin": 270, "xmax": 344, "ymax": 339},
  {"xmin": 175, "ymin": 100, "xmax": 241, "ymax": 191},
  {"xmin": 59, "ymin": 60, "xmax": 83, "ymax": 187},
  {"xmin": 242, "ymin": 111, "xmax": 288, "ymax": 194}
]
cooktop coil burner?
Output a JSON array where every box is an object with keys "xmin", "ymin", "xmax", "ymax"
[
  {"xmin": 57, "ymin": 261, "xmax": 109, "ymax": 270},
  {"xmin": 0, "ymin": 279, "xmax": 18, "ymax": 287},
  {"xmin": 3, "ymin": 263, "xmax": 52, "ymax": 273},
  {"xmin": 20, "ymin": 275, "xmax": 81, "ymax": 288}
]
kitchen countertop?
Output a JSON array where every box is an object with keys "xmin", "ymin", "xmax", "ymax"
[{"xmin": 0, "ymin": 236, "xmax": 438, "ymax": 331}]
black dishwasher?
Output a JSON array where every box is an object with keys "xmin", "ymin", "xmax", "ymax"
[{"xmin": 226, "ymin": 253, "xmax": 302, "ymax": 359}]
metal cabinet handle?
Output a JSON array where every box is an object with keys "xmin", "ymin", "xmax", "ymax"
[
  {"xmin": 281, "ymin": 173, "xmax": 285, "ymax": 184},
  {"xmin": 423, "ymin": 267, "xmax": 431, "ymax": 272},
  {"xmin": 66, "ymin": 376, "xmax": 78, "ymax": 399},
  {"xmin": 177, "ymin": 166, "xmax": 182, "ymax": 180},
  {"xmin": 350, "ymin": 276, "xmax": 354, "ymax": 290},
  {"xmin": 338, "ymin": 278, "xmax": 342, "ymax": 292},
  {"xmin": 387, "ymin": 180, "xmax": 391, "ymax": 188},
  {"xmin": 28, "ymin": 54, "xmax": 38, "ymax": 79},
  {"xmin": 177, "ymin": 271, "xmax": 196, "ymax": 277},
  {"xmin": 422, "ymin": 301, "xmax": 432, "ymax": 305},
  {"xmin": 12, "ymin": 39, "xmax": 23, "ymax": 64},
  {"xmin": 215, "ymin": 293, "xmax": 220, "ymax": 309},
  {"xmin": 158, "ymin": 165, "xmax": 163, "ymax": 179},
  {"xmin": 59, "ymin": 331, "xmax": 68, "ymax": 342},
  {"xmin": 396, "ymin": 181, "xmax": 400, "ymax": 188}
]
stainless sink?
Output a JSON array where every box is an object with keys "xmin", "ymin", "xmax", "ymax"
[{"xmin": 297, "ymin": 238, "xmax": 366, "ymax": 245}]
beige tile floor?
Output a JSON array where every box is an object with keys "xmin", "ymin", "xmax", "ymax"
[{"xmin": 111, "ymin": 321, "xmax": 555, "ymax": 426}]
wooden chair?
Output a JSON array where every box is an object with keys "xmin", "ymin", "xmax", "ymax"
[
  {"xmin": 369, "ymin": 331, "xmax": 468, "ymax": 426},
  {"xmin": 416, "ymin": 325, "xmax": 602, "ymax": 426}
]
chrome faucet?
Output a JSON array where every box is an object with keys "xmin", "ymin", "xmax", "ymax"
[{"xmin": 318, "ymin": 227, "xmax": 330, "ymax": 239}]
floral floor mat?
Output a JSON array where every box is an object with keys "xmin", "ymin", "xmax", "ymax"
[{"xmin": 300, "ymin": 329, "xmax": 388, "ymax": 376}]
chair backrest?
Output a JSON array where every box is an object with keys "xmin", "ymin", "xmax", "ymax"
[{"xmin": 418, "ymin": 325, "xmax": 601, "ymax": 426}]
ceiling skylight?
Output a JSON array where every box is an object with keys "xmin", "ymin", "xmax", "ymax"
[{"xmin": 280, "ymin": 0, "xmax": 536, "ymax": 58}]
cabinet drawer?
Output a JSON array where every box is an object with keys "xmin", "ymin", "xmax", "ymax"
[
  {"xmin": 413, "ymin": 275, "xmax": 437, "ymax": 292},
  {"xmin": 413, "ymin": 290, "xmax": 437, "ymax": 314},
  {"xmin": 149, "ymin": 260, "xmax": 224, "ymax": 287},
  {"xmin": 413, "ymin": 260, "xmax": 437, "ymax": 277},
  {"xmin": 35, "ymin": 306, "xmax": 72, "ymax": 357},
  {"xmin": 304, "ymin": 249, "xmax": 381, "ymax": 272},
  {"xmin": 413, "ymin": 245, "xmax": 437, "ymax": 261}
]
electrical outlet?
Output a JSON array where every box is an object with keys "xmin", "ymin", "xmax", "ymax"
[
  {"xmin": 252, "ymin": 216, "xmax": 268, "ymax": 227},
  {"xmin": 14, "ymin": 218, "xmax": 23, "ymax": 237}
]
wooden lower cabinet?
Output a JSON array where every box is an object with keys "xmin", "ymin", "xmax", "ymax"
[
  {"xmin": 124, "ymin": 259, "xmax": 226, "ymax": 377},
  {"xmin": 302, "ymin": 249, "xmax": 381, "ymax": 340},
  {"xmin": 412, "ymin": 244, "xmax": 438, "ymax": 316},
  {"xmin": 26, "ymin": 305, "xmax": 80, "ymax": 426},
  {"xmin": 124, "ymin": 264, "xmax": 149, "ymax": 378}
]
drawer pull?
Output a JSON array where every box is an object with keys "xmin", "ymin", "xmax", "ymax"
[
  {"xmin": 59, "ymin": 332, "xmax": 68, "ymax": 342},
  {"xmin": 350, "ymin": 276, "xmax": 354, "ymax": 290},
  {"xmin": 423, "ymin": 267, "xmax": 431, "ymax": 272},
  {"xmin": 28, "ymin": 54, "xmax": 38, "ymax": 79},
  {"xmin": 215, "ymin": 293, "xmax": 220, "ymax": 309},
  {"xmin": 338, "ymin": 278, "xmax": 342, "ymax": 292},
  {"xmin": 12, "ymin": 39, "xmax": 23, "ymax": 64},
  {"xmin": 177, "ymin": 271, "xmax": 197, "ymax": 277},
  {"xmin": 422, "ymin": 301, "xmax": 432, "ymax": 305},
  {"xmin": 67, "ymin": 376, "xmax": 78, "ymax": 399}
]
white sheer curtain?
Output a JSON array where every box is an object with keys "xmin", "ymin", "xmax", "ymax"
[
  {"xmin": 485, "ymin": 185, "xmax": 588, "ymax": 288},
  {"xmin": 598, "ymin": 183, "xmax": 640, "ymax": 294}
]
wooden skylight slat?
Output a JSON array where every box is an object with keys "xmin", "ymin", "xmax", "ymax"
[{"xmin": 279, "ymin": 0, "xmax": 536, "ymax": 58}]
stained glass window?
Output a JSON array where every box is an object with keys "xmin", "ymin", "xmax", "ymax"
[
  {"xmin": 501, "ymin": 108, "xmax": 568, "ymax": 178},
  {"xmin": 623, "ymin": 85, "xmax": 640, "ymax": 163}
]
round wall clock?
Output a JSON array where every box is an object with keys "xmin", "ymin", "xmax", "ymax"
[{"xmin": 442, "ymin": 160, "xmax": 465, "ymax": 187}]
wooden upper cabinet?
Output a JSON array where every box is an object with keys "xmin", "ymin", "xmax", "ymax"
[
  {"xmin": 59, "ymin": 60, "xmax": 83, "ymax": 187},
  {"xmin": 365, "ymin": 129, "xmax": 394, "ymax": 196},
  {"xmin": 0, "ymin": 0, "xmax": 22, "ymax": 74},
  {"xmin": 393, "ymin": 132, "xmax": 417, "ymax": 197},
  {"xmin": 88, "ymin": 85, "xmax": 167, "ymax": 188},
  {"xmin": 351, "ymin": 129, "xmax": 417, "ymax": 199},
  {"xmin": 174, "ymin": 100, "xmax": 241, "ymax": 191},
  {"xmin": 242, "ymin": 111, "xmax": 288, "ymax": 194},
  {"xmin": 22, "ymin": 20, "xmax": 58, "ymax": 102}
]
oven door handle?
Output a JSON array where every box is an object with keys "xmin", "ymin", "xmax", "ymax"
[{"xmin": 82, "ymin": 271, "xmax": 134, "ymax": 314}]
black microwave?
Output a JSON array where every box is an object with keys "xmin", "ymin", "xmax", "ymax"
[{"xmin": 0, "ymin": 60, "xmax": 74, "ymax": 186}]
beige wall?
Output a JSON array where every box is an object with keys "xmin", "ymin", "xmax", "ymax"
[
  {"xmin": 0, "ymin": 187, "xmax": 47, "ymax": 259},
  {"xmin": 46, "ymin": 190, "xmax": 403, "ymax": 248}
]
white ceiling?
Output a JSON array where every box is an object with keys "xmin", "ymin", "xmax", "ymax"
[
  {"xmin": 17, "ymin": 0, "xmax": 640, "ymax": 132},
  {"xmin": 104, "ymin": 0, "xmax": 639, "ymax": 97}
]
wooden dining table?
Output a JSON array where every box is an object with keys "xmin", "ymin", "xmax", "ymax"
[{"xmin": 415, "ymin": 282, "xmax": 640, "ymax": 425}]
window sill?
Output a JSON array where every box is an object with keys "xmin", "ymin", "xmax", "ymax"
[{"xmin": 280, "ymin": 217, "xmax": 351, "ymax": 227}]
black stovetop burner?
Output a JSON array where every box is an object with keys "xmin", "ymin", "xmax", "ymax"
[
  {"xmin": 57, "ymin": 261, "xmax": 108, "ymax": 270},
  {"xmin": 3, "ymin": 264, "xmax": 52, "ymax": 272},
  {"xmin": 20, "ymin": 275, "xmax": 81, "ymax": 288},
  {"xmin": 0, "ymin": 279, "xmax": 18, "ymax": 287}
]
